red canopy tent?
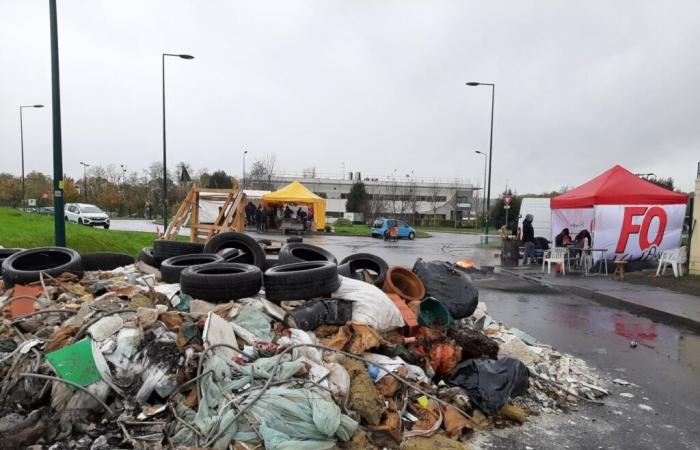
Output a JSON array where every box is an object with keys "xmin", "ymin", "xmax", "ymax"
[
  {"xmin": 550, "ymin": 165, "xmax": 687, "ymax": 261},
  {"xmin": 552, "ymin": 165, "xmax": 688, "ymax": 208}
]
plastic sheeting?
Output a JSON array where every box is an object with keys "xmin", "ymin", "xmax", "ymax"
[
  {"xmin": 171, "ymin": 353, "xmax": 357, "ymax": 450},
  {"xmin": 447, "ymin": 357, "xmax": 529, "ymax": 415},
  {"xmin": 412, "ymin": 259, "xmax": 479, "ymax": 319}
]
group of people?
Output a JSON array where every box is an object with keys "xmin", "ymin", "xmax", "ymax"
[
  {"xmin": 244, "ymin": 201, "xmax": 312, "ymax": 232},
  {"xmin": 520, "ymin": 213, "xmax": 592, "ymax": 265}
]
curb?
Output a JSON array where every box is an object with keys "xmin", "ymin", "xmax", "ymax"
[
  {"xmin": 499, "ymin": 268, "xmax": 700, "ymax": 332},
  {"xmin": 565, "ymin": 285, "xmax": 700, "ymax": 332}
]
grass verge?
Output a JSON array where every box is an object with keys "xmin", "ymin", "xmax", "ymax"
[
  {"xmin": 332, "ymin": 224, "xmax": 430, "ymax": 238},
  {"xmin": 0, "ymin": 207, "xmax": 160, "ymax": 257},
  {"xmin": 416, "ymin": 226, "xmax": 481, "ymax": 235}
]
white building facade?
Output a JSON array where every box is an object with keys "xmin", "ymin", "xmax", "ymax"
[{"xmin": 261, "ymin": 173, "xmax": 480, "ymax": 225}]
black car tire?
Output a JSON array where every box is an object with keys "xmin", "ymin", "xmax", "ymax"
[
  {"xmin": 264, "ymin": 261, "xmax": 340, "ymax": 302},
  {"xmin": 2, "ymin": 247, "xmax": 82, "ymax": 288},
  {"xmin": 263, "ymin": 256, "xmax": 279, "ymax": 271},
  {"xmin": 160, "ymin": 253, "xmax": 224, "ymax": 284},
  {"xmin": 0, "ymin": 249, "xmax": 23, "ymax": 276},
  {"xmin": 103, "ymin": 224, "xmax": 110, "ymax": 229},
  {"xmin": 338, "ymin": 253, "xmax": 388, "ymax": 284},
  {"xmin": 152, "ymin": 239, "xmax": 204, "ymax": 260},
  {"xmin": 408, "ymin": 232, "xmax": 416, "ymax": 240},
  {"xmin": 81, "ymin": 252, "xmax": 135, "ymax": 271},
  {"xmin": 203, "ymin": 232, "xmax": 265, "ymax": 269},
  {"xmin": 138, "ymin": 247, "xmax": 161, "ymax": 268},
  {"xmin": 180, "ymin": 262, "xmax": 262, "ymax": 302},
  {"xmin": 278, "ymin": 243, "xmax": 337, "ymax": 265}
]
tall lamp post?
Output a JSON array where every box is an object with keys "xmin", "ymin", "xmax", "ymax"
[
  {"xmin": 242, "ymin": 149, "xmax": 248, "ymax": 189},
  {"xmin": 79, "ymin": 161, "xmax": 90, "ymax": 202},
  {"xmin": 162, "ymin": 52, "xmax": 194, "ymax": 230},
  {"xmin": 466, "ymin": 81, "xmax": 495, "ymax": 241},
  {"xmin": 475, "ymin": 150, "xmax": 488, "ymax": 229},
  {"xmin": 19, "ymin": 104, "xmax": 45, "ymax": 209}
]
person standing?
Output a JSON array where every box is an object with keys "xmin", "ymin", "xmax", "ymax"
[
  {"xmin": 255, "ymin": 204, "xmax": 263, "ymax": 232},
  {"xmin": 522, "ymin": 214, "xmax": 537, "ymax": 264}
]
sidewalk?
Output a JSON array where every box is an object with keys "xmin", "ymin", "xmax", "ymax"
[{"xmin": 500, "ymin": 265, "xmax": 700, "ymax": 331}]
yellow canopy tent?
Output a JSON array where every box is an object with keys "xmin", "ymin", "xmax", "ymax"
[{"xmin": 261, "ymin": 180, "xmax": 326, "ymax": 230}]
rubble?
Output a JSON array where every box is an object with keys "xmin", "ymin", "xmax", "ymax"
[{"xmin": 0, "ymin": 243, "xmax": 611, "ymax": 449}]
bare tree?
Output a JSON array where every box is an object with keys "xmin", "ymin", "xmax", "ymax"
[
  {"xmin": 428, "ymin": 179, "xmax": 442, "ymax": 227},
  {"xmin": 402, "ymin": 179, "xmax": 417, "ymax": 224},
  {"xmin": 367, "ymin": 187, "xmax": 389, "ymax": 223},
  {"xmin": 302, "ymin": 166, "xmax": 317, "ymax": 178},
  {"xmin": 248, "ymin": 154, "xmax": 277, "ymax": 190}
]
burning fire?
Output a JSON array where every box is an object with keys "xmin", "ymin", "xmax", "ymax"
[{"xmin": 455, "ymin": 259, "xmax": 476, "ymax": 269}]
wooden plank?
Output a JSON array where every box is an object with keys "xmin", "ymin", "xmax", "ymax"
[{"xmin": 190, "ymin": 190, "xmax": 199, "ymax": 243}]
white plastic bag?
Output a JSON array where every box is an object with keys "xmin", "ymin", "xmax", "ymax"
[{"xmin": 331, "ymin": 276, "xmax": 404, "ymax": 331}]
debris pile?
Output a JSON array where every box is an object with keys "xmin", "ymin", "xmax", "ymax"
[{"xmin": 0, "ymin": 236, "xmax": 609, "ymax": 449}]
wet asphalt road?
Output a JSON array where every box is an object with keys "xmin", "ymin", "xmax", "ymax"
[{"xmin": 111, "ymin": 221, "xmax": 700, "ymax": 449}]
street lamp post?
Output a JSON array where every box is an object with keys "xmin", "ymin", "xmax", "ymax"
[
  {"xmin": 242, "ymin": 150, "xmax": 248, "ymax": 189},
  {"xmin": 475, "ymin": 150, "xmax": 488, "ymax": 229},
  {"xmin": 19, "ymin": 105, "xmax": 45, "ymax": 210},
  {"xmin": 79, "ymin": 161, "xmax": 90, "ymax": 202},
  {"xmin": 162, "ymin": 53, "xmax": 194, "ymax": 231},
  {"xmin": 466, "ymin": 82, "xmax": 495, "ymax": 241}
]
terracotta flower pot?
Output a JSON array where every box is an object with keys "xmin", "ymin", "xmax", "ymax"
[{"xmin": 382, "ymin": 267, "xmax": 426, "ymax": 302}]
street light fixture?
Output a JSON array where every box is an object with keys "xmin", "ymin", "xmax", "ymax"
[
  {"xmin": 475, "ymin": 150, "xmax": 488, "ymax": 228},
  {"xmin": 79, "ymin": 161, "xmax": 90, "ymax": 202},
  {"xmin": 466, "ymin": 81, "xmax": 495, "ymax": 241},
  {"xmin": 19, "ymin": 104, "xmax": 45, "ymax": 210},
  {"xmin": 243, "ymin": 150, "xmax": 248, "ymax": 189},
  {"xmin": 162, "ymin": 53, "xmax": 194, "ymax": 230}
]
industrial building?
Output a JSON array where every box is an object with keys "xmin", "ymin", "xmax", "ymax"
[{"xmin": 256, "ymin": 172, "xmax": 480, "ymax": 225}]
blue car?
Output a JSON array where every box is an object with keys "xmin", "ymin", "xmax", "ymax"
[{"xmin": 371, "ymin": 218, "xmax": 416, "ymax": 240}]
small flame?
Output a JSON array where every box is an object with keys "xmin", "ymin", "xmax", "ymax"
[{"xmin": 455, "ymin": 259, "xmax": 476, "ymax": 269}]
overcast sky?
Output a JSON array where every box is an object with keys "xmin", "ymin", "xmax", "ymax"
[{"xmin": 1, "ymin": 0, "xmax": 698, "ymax": 194}]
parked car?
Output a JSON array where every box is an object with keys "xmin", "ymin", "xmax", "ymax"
[
  {"xmin": 38, "ymin": 206, "xmax": 54, "ymax": 215},
  {"xmin": 371, "ymin": 218, "xmax": 416, "ymax": 240},
  {"xmin": 64, "ymin": 203, "xmax": 110, "ymax": 229}
]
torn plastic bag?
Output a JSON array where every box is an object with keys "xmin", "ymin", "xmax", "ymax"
[
  {"xmin": 447, "ymin": 357, "xmax": 529, "ymax": 415},
  {"xmin": 231, "ymin": 305, "xmax": 274, "ymax": 342},
  {"xmin": 239, "ymin": 387, "xmax": 357, "ymax": 450},
  {"xmin": 412, "ymin": 259, "xmax": 478, "ymax": 319},
  {"xmin": 277, "ymin": 328, "xmax": 322, "ymax": 363},
  {"xmin": 362, "ymin": 353, "xmax": 429, "ymax": 384},
  {"xmin": 331, "ymin": 276, "xmax": 404, "ymax": 331}
]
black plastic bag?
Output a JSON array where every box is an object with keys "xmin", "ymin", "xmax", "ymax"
[
  {"xmin": 412, "ymin": 259, "xmax": 478, "ymax": 319},
  {"xmin": 447, "ymin": 357, "xmax": 529, "ymax": 415}
]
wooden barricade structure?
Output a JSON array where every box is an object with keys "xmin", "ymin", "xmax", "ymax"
[{"xmin": 163, "ymin": 183, "xmax": 246, "ymax": 243}]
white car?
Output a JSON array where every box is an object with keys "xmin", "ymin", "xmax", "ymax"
[{"xmin": 65, "ymin": 203, "xmax": 110, "ymax": 229}]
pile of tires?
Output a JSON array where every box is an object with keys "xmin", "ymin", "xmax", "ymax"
[{"xmin": 180, "ymin": 262, "xmax": 263, "ymax": 302}]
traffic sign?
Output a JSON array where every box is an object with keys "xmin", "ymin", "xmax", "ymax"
[
  {"xmin": 504, "ymin": 205, "xmax": 511, "ymax": 210},
  {"xmin": 503, "ymin": 196, "xmax": 512, "ymax": 206}
]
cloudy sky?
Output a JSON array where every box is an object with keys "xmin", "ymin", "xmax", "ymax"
[{"xmin": 1, "ymin": 0, "xmax": 698, "ymax": 194}]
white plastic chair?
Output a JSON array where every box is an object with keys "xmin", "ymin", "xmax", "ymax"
[
  {"xmin": 542, "ymin": 247, "xmax": 569, "ymax": 275},
  {"xmin": 656, "ymin": 246, "xmax": 687, "ymax": 278}
]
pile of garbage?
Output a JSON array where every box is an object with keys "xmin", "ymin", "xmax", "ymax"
[{"xmin": 0, "ymin": 233, "xmax": 609, "ymax": 449}]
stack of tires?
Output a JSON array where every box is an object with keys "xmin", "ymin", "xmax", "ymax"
[{"xmin": 138, "ymin": 233, "xmax": 346, "ymax": 305}]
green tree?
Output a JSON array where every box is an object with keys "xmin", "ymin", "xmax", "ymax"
[
  {"xmin": 0, "ymin": 173, "xmax": 22, "ymax": 207},
  {"xmin": 642, "ymin": 175, "xmax": 674, "ymax": 191},
  {"xmin": 345, "ymin": 181, "xmax": 368, "ymax": 214},
  {"xmin": 207, "ymin": 170, "xmax": 233, "ymax": 189},
  {"xmin": 490, "ymin": 189, "xmax": 523, "ymax": 229}
]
